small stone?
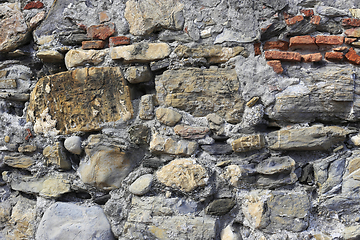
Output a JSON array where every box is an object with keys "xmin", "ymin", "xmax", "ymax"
[
  {"xmin": 286, "ymin": 15, "xmax": 304, "ymax": 25},
  {"xmin": 139, "ymin": 94, "xmax": 155, "ymax": 120},
  {"xmin": 263, "ymin": 40, "xmax": 289, "ymax": 51},
  {"xmin": 315, "ymin": 35, "xmax": 344, "ymax": 45},
  {"xmin": 18, "ymin": 145, "xmax": 37, "ymax": 153},
  {"xmin": 301, "ymin": 53, "xmax": 322, "ymax": 62},
  {"xmin": 325, "ymin": 52, "xmax": 344, "ymax": 61},
  {"xmin": 246, "ymin": 97, "xmax": 260, "ymax": 107},
  {"xmin": 267, "ymin": 60, "xmax": 283, "ymax": 74},
  {"xmin": 124, "ymin": 65, "xmax": 152, "ymax": 84},
  {"xmin": 346, "ymin": 38, "xmax": 357, "ymax": 45},
  {"xmin": 82, "ymin": 40, "xmax": 106, "ymax": 50},
  {"xmin": 221, "ymin": 225, "xmax": 240, "ymax": 240},
  {"xmin": 200, "ymin": 28, "xmax": 212, "ymax": 38},
  {"xmin": 316, "ymin": 6, "xmax": 349, "ymax": 17},
  {"xmin": 36, "ymin": 50, "xmax": 64, "ymax": 63},
  {"xmin": 4, "ymin": 136, "xmax": 10, "ymax": 143},
  {"xmin": 345, "ymin": 48, "xmax": 360, "ymax": 65},
  {"xmin": 43, "ymin": 142, "xmax": 71, "ymax": 170},
  {"xmin": 129, "ymin": 174, "xmax": 153, "ymax": 195},
  {"xmin": 109, "ymin": 36, "xmax": 131, "ymax": 46},
  {"xmin": 128, "ymin": 124, "xmax": 150, "ymax": 145},
  {"xmin": 256, "ymin": 156, "xmax": 295, "ymax": 175},
  {"xmin": 150, "ymin": 59, "xmax": 170, "ymax": 71},
  {"xmin": 349, "ymin": 9, "xmax": 360, "ymax": 18},
  {"xmin": 4, "ymin": 155, "xmax": 36, "ymax": 169},
  {"xmin": 343, "ymin": 225, "xmax": 360, "ymax": 239},
  {"xmin": 99, "ymin": 11, "xmax": 110, "ymax": 23},
  {"xmin": 301, "ymin": 9, "xmax": 314, "ymax": 17},
  {"xmin": 206, "ymin": 198, "xmax": 235, "ymax": 216},
  {"xmin": 232, "ymin": 134, "xmax": 265, "ymax": 152},
  {"xmin": 87, "ymin": 23, "xmax": 115, "ymax": 40},
  {"xmin": 264, "ymin": 51, "xmax": 301, "ymax": 62},
  {"xmin": 351, "ymin": 134, "xmax": 360, "ymax": 146},
  {"xmin": 64, "ymin": 136, "xmax": 82, "ymax": 155},
  {"xmin": 149, "ymin": 133, "xmax": 198, "ymax": 156},
  {"xmin": 24, "ymin": 1, "xmax": 44, "ymax": 10},
  {"xmin": 60, "ymin": 34, "xmax": 90, "ymax": 46},
  {"xmin": 310, "ymin": 15, "xmax": 321, "ymax": 25},
  {"xmin": 64, "ymin": 49, "xmax": 107, "ymax": 69},
  {"xmin": 207, "ymin": 113, "xmax": 224, "ymax": 126},
  {"xmin": 174, "ymin": 125, "xmax": 210, "ymax": 139},
  {"xmin": 110, "ymin": 43, "xmax": 171, "ymax": 62},
  {"xmin": 156, "ymin": 158, "xmax": 208, "ymax": 192},
  {"xmin": 254, "ymin": 42, "xmax": 261, "ymax": 56},
  {"xmin": 342, "ymin": 18, "xmax": 360, "ymax": 27},
  {"xmin": 201, "ymin": 144, "xmax": 233, "ymax": 155},
  {"xmin": 156, "ymin": 107, "xmax": 182, "ymax": 126},
  {"xmin": 29, "ymin": 11, "xmax": 46, "ymax": 29}
]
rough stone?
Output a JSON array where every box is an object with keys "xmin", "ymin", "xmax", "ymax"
[
  {"xmin": 310, "ymin": 15, "xmax": 321, "ymax": 25},
  {"xmin": 220, "ymin": 225, "xmax": 241, "ymax": 240},
  {"xmin": 316, "ymin": 6, "xmax": 349, "ymax": 17},
  {"xmin": 99, "ymin": 11, "xmax": 110, "ymax": 23},
  {"xmin": 256, "ymin": 156, "xmax": 295, "ymax": 175},
  {"xmin": 345, "ymin": 28, "xmax": 360, "ymax": 38},
  {"xmin": 124, "ymin": 65, "xmax": 152, "ymax": 84},
  {"xmin": 289, "ymin": 35, "xmax": 316, "ymax": 48},
  {"xmin": 156, "ymin": 68, "xmax": 244, "ymax": 123},
  {"xmin": 24, "ymin": 1, "xmax": 44, "ymax": 10},
  {"xmin": 261, "ymin": 21, "xmax": 287, "ymax": 41},
  {"xmin": 156, "ymin": 158, "xmax": 208, "ymax": 192},
  {"xmin": 201, "ymin": 143, "xmax": 233, "ymax": 155},
  {"xmin": 29, "ymin": 11, "xmax": 46, "ymax": 29},
  {"xmin": 43, "ymin": 142, "xmax": 71, "ymax": 170},
  {"xmin": 36, "ymin": 202, "xmax": 114, "ymax": 240},
  {"xmin": 129, "ymin": 174, "xmax": 153, "ymax": 196},
  {"xmin": 301, "ymin": 9, "xmax": 314, "ymax": 17},
  {"xmin": 36, "ymin": 51, "xmax": 64, "ymax": 63},
  {"xmin": 64, "ymin": 136, "xmax": 82, "ymax": 155},
  {"xmin": 27, "ymin": 67, "xmax": 133, "ymax": 134},
  {"xmin": 139, "ymin": 94, "xmax": 155, "ymax": 120},
  {"xmin": 4, "ymin": 155, "xmax": 36, "ymax": 169},
  {"xmin": 124, "ymin": 0, "xmax": 184, "ymax": 35},
  {"xmin": 155, "ymin": 108, "xmax": 182, "ymax": 126},
  {"xmin": 286, "ymin": 15, "xmax": 304, "ymax": 25},
  {"xmin": 344, "ymin": 225, "xmax": 360, "ymax": 240},
  {"xmin": 315, "ymin": 35, "xmax": 344, "ymax": 45},
  {"xmin": 149, "ymin": 133, "xmax": 198, "ymax": 156},
  {"xmin": 110, "ymin": 43, "xmax": 171, "ymax": 62},
  {"xmin": 343, "ymin": 18, "xmax": 360, "ymax": 27},
  {"xmin": 174, "ymin": 125, "xmax": 210, "ymax": 139},
  {"xmin": 64, "ymin": 49, "xmax": 107, "ymax": 69},
  {"xmin": 128, "ymin": 124, "xmax": 150, "ymax": 145},
  {"xmin": 87, "ymin": 23, "xmax": 115, "ymax": 40},
  {"xmin": 254, "ymin": 42, "xmax": 261, "ymax": 56},
  {"xmin": 205, "ymin": 198, "xmax": 235, "ymax": 216},
  {"xmin": 345, "ymin": 48, "xmax": 360, "ymax": 64},
  {"xmin": 267, "ymin": 125, "xmax": 348, "ymax": 151},
  {"xmin": 0, "ymin": 79, "xmax": 17, "ymax": 89},
  {"xmin": 232, "ymin": 134, "xmax": 265, "ymax": 152},
  {"xmin": 60, "ymin": 34, "xmax": 90, "ymax": 46}
]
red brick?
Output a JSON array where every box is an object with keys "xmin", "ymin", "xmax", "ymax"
[
  {"xmin": 286, "ymin": 15, "xmax": 304, "ymax": 25},
  {"xmin": 310, "ymin": 15, "xmax": 321, "ymax": 25},
  {"xmin": 24, "ymin": 1, "xmax": 44, "ymax": 10},
  {"xmin": 87, "ymin": 23, "xmax": 115, "ymax": 40},
  {"xmin": 345, "ymin": 48, "xmax": 360, "ymax": 65},
  {"xmin": 263, "ymin": 40, "xmax": 289, "ymax": 51},
  {"xmin": 109, "ymin": 36, "xmax": 131, "ymax": 46},
  {"xmin": 345, "ymin": 28, "xmax": 360, "ymax": 38},
  {"xmin": 267, "ymin": 60, "xmax": 283, "ymax": 74},
  {"xmin": 342, "ymin": 18, "xmax": 360, "ymax": 27},
  {"xmin": 345, "ymin": 38, "xmax": 357, "ymax": 45},
  {"xmin": 325, "ymin": 52, "xmax": 344, "ymax": 61},
  {"xmin": 264, "ymin": 51, "xmax": 301, "ymax": 62},
  {"xmin": 254, "ymin": 43, "xmax": 261, "ymax": 56},
  {"xmin": 283, "ymin": 12, "xmax": 291, "ymax": 20},
  {"xmin": 301, "ymin": 9, "xmax": 314, "ymax": 17},
  {"xmin": 289, "ymin": 35, "xmax": 316, "ymax": 48},
  {"xmin": 315, "ymin": 35, "xmax": 344, "ymax": 45},
  {"xmin": 301, "ymin": 53, "xmax": 322, "ymax": 62},
  {"xmin": 82, "ymin": 40, "xmax": 106, "ymax": 50}
]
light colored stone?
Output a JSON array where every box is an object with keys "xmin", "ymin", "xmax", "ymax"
[
  {"xmin": 4, "ymin": 136, "xmax": 10, "ymax": 143},
  {"xmin": 351, "ymin": 134, "xmax": 360, "ymax": 146},
  {"xmin": 64, "ymin": 136, "xmax": 82, "ymax": 155},
  {"xmin": 27, "ymin": 67, "xmax": 133, "ymax": 134},
  {"xmin": 221, "ymin": 225, "xmax": 241, "ymax": 240},
  {"xmin": 18, "ymin": 145, "xmax": 37, "ymax": 153},
  {"xmin": 156, "ymin": 158, "xmax": 208, "ymax": 192},
  {"xmin": 156, "ymin": 107, "xmax": 182, "ymax": 126},
  {"xmin": 350, "ymin": 9, "xmax": 360, "ymax": 18},
  {"xmin": 0, "ymin": 79, "xmax": 16, "ymax": 89},
  {"xmin": 129, "ymin": 174, "xmax": 153, "ymax": 195},
  {"xmin": 124, "ymin": 65, "xmax": 152, "ymax": 84},
  {"xmin": 43, "ymin": 142, "xmax": 71, "ymax": 170},
  {"xmin": 64, "ymin": 49, "xmax": 107, "ymax": 69},
  {"xmin": 110, "ymin": 43, "xmax": 171, "ymax": 62},
  {"xmin": 36, "ymin": 50, "xmax": 64, "ymax": 63},
  {"xmin": 149, "ymin": 133, "xmax": 198, "ymax": 156},
  {"xmin": 174, "ymin": 125, "xmax": 210, "ymax": 139},
  {"xmin": 29, "ymin": 11, "xmax": 46, "ymax": 28},
  {"xmin": 124, "ymin": 0, "xmax": 184, "ymax": 35},
  {"xmin": 242, "ymin": 190, "xmax": 271, "ymax": 229},
  {"xmin": 4, "ymin": 155, "xmax": 36, "ymax": 169},
  {"xmin": 36, "ymin": 202, "xmax": 115, "ymax": 240},
  {"xmin": 221, "ymin": 165, "xmax": 248, "ymax": 187},
  {"xmin": 139, "ymin": 94, "xmax": 155, "ymax": 120},
  {"xmin": 256, "ymin": 156, "xmax": 295, "ymax": 175},
  {"xmin": 232, "ymin": 134, "xmax": 265, "ymax": 152}
]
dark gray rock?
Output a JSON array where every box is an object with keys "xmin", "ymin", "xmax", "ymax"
[
  {"xmin": 60, "ymin": 34, "xmax": 90, "ymax": 46},
  {"xmin": 316, "ymin": 20, "xmax": 342, "ymax": 35},
  {"xmin": 261, "ymin": 21, "xmax": 287, "ymax": 41},
  {"xmin": 201, "ymin": 143, "xmax": 233, "ymax": 155},
  {"xmin": 285, "ymin": 20, "xmax": 317, "ymax": 37},
  {"xmin": 205, "ymin": 198, "xmax": 236, "ymax": 216}
]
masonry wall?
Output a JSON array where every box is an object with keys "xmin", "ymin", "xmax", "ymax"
[{"xmin": 2, "ymin": 0, "xmax": 360, "ymax": 239}]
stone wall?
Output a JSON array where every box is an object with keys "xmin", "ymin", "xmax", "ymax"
[{"xmin": 2, "ymin": 0, "xmax": 360, "ymax": 239}]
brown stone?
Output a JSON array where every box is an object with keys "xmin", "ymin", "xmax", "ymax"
[
  {"xmin": 267, "ymin": 60, "xmax": 283, "ymax": 74},
  {"xmin": 99, "ymin": 11, "xmax": 110, "ymax": 23},
  {"xmin": 264, "ymin": 51, "xmax": 301, "ymax": 62},
  {"xmin": 333, "ymin": 46, "xmax": 348, "ymax": 51},
  {"xmin": 254, "ymin": 43, "xmax": 261, "ymax": 56},
  {"xmin": 345, "ymin": 28, "xmax": 360, "ymax": 38},
  {"xmin": 232, "ymin": 134, "xmax": 265, "ymax": 152},
  {"xmin": 139, "ymin": 94, "xmax": 155, "ymax": 120},
  {"xmin": 37, "ymin": 50, "xmax": 64, "ymax": 63},
  {"xmin": 87, "ymin": 23, "xmax": 115, "ymax": 40},
  {"xmin": 43, "ymin": 142, "xmax": 71, "ymax": 170},
  {"xmin": 325, "ymin": 52, "xmax": 344, "ymax": 61},
  {"xmin": 27, "ymin": 67, "xmax": 133, "ymax": 134},
  {"xmin": 174, "ymin": 125, "xmax": 210, "ymax": 139},
  {"xmin": 301, "ymin": 53, "xmax": 322, "ymax": 62},
  {"xmin": 149, "ymin": 133, "xmax": 198, "ymax": 156},
  {"xmin": 263, "ymin": 41, "xmax": 289, "ymax": 51},
  {"xmin": 109, "ymin": 36, "xmax": 131, "ymax": 46},
  {"xmin": 24, "ymin": 1, "xmax": 44, "ymax": 10},
  {"xmin": 155, "ymin": 108, "xmax": 182, "ymax": 126},
  {"xmin": 289, "ymin": 35, "xmax": 316, "ymax": 48},
  {"xmin": 29, "ymin": 11, "xmax": 46, "ymax": 29},
  {"xmin": 18, "ymin": 145, "xmax": 37, "ymax": 153},
  {"xmin": 342, "ymin": 18, "xmax": 360, "ymax": 27},
  {"xmin": 346, "ymin": 38, "xmax": 357, "ymax": 45},
  {"xmin": 285, "ymin": 15, "xmax": 304, "ymax": 25},
  {"xmin": 82, "ymin": 40, "xmax": 106, "ymax": 50},
  {"xmin": 310, "ymin": 15, "xmax": 321, "ymax": 25},
  {"xmin": 0, "ymin": 79, "xmax": 16, "ymax": 89},
  {"xmin": 4, "ymin": 155, "xmax": 36, "ymax": 169},
  {"xmin": 345, "ymin": 48, "xmax": 360, "ymax": 65},
  {"xmin": 246, "ymin": 97, "xmax": 260, "ymax": 107},
  {"xmin": 64, "ymin": 49, "xmax": 107, "ymax": 69},
  {"xmin": 315, "ymin": 36, "xmax": 344, "ymax": 45},
  {"xmin": 301, "ymin": 9, "xmax": 314, "ymax": 17}
]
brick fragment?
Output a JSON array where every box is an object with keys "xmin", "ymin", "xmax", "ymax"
[
  {"xmin": 301, "ymin": 9, "xmax": 314, "ymax": 17},
  {"xmin": 264, "ymin": 51, "xmax": 301, "ymax": 62},
  {"xmin": 24, "ymin": 1, "xmax": 44, "ymax": 10},
  {"xmin": 345, "ymin": 38, "xmax": 357, "ymax": 45},
  {"xmin": 263, "ymin": 40, "xmax": 289, "ymax": 51},
  {"xmin": 310, "ymin": 15, "xmax": 321, "ymax": 25},
  {"xmin": 283, "ymin": 12, "xmax": 290, "ymax": 20},
  {"xmin": 267, "ymin": 60, "xmax": 283, "ymax": 74},
  {"xmin": 87, "ymin": 23, "xmax": 115, "ymax": 40},
  {"xmin": 254, "ymin": 43, "xmax": 261, "ymax": 56},
  {"xmin": 109, "ymin": 36, "xmax": 131, "ymax": 46},
  {"xmin": 99, "ymin": 11, "xmax": 110, "ymax": 23},
  {"xmin": 345, "ymin": 48, "xmax": 360, "ymax": 65},
  {"xmin": 315, "ymin": 35, "xmax": 344, "ymax": 45},
  {"xmin": 289, "ymin": 35, "xmax": 316, "ymax": 48},
  {"xmin": 82, "ymin": 40, "xmax": 106, "ymax": 50},
  {"xmin": 342, "ymin": 18, "xmax": 360, "ymax": 27},
  {"xmin": 301, "ymin": 53, "xmax": 322, "ymax": 62},
  {"xmin": 345, "ymin": 28, "xmax": 360, "ymax": 38},
  {"xmin": 325, "ymin": 52, "xmax": 344, "ymax": 61},
  {"xmin": 286, "ymin": 15, "xmax": 304, "ymax": 25}
]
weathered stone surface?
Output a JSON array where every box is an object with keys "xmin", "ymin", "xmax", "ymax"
[
  {"xmin": 263, "ymin": 40, "xmax": 289, "ymax": 51},
  {"xmin": 124, "ymin": 65, "xmax": 152, "ymax": 84},
  {"xmin": 4, "ymin": 155, "xmax": 36, "ymax": 169},
  {"xmin": 315, "ymin": 35, "xmax": 344, "ymax": 45},
  {"xmin": 256, "ymin": 156, "xmax": 295, "ymax": 175},
  {"xmin": 155, "ymin": 107, "xmax": 182, "ymax": 126},
  {"xmin": 156, "ymin": 68, "xmax": 244, "ymax": 123},
  {"xmin": 345, "ymin": 28, "xmax": 360, "ymax": 38},
  {"xmin": 325, "ymin": 51, "xmax": 344, "ymax": 61},
  {"xmin": 174, "ymin": 125, "xmax": 210, "ymax": 139},
  {"xmin": 124, "ymin": 0, "xmax": 184, "ymax": 35},
  {"xmin": 110, "ymin": 43, "xmax": 171, "ymax": 62},
  {"xmin": 139, "ymin": 94, "xmax": 155, "ymax": 120},
  {"xmin": 345, "ymin": 48, "xmax": 360, "ymax": 64},
  {"xmin": 27, "ymin": 67, "xmax": 133, "ymax": 134},
  {"xmin": 267, "ymin": 126, "xmax": 347, "ymax": 151},
  {"xmin": 232, "ymin": 134, "xmax": 265, "ymax": 152},
  {"xmin": 24, "ymin": 1, "xmax": 44, "ymax": 10},
  {"xmin": 64, "ymin": 136, "xmax": 82, "ymax": 155},
  {"xmin": 201, "ymin": 143, "xmax": 233, "ymax": 155},
  {"xmin": 343, "ymin": 18, "xmax": 360, "ymax": 27},
  {"xmin": 60, "ymin": 34, "xmax": 90, "ymax": 46},
  {"xmin": 261, "ymin": 21, "xmax": 287, "ymax": 41},
  {"xmin": 0, "ymin": 79, "xmax": 16, "ymax": 89},
  {"xmin": 36, "ymin": 51, "xmax": 64, "ymax": 63},
  {"xmin": 129, "ymin": 174, "xmax": 153, "ymax": 196},
  {"xmin": 149, "ymin": 133, "xmax": 198, "ymax": 156},
  {"xmin": 18, "ymin": 145, "xmax": 37, "ymax": 153},
  {"xmin": 36, "ymin": 202, "xmax": 114, "ymax": 240},
  {"xmin": 220, "ymin": 225, "xmax": 241, "ymax": 240},
  {"xmin": 64, "ymin": 49, "xmax": 107, "ymax": 69},
  {"xmin": 87, "ymin": 23, "xmax": 115, "ymax": 40},
  {"xmin": 286, "ymin": 15, "xmax": 304, "ymax": 25},
  {"xmin": 128, "ymin": 124, "xmax": 150, "ymax": 145},
  {"xmin": 0, "ymin": 3, "xmax": 30, "ymax": 53},
  {"xmin": 205, "ymin": 198, "xmax": 235, "ymax": 216},
  {"xmin": 316, "ymin": 6, "xmax": 350, "ymax": 17},
  {"xmin": 289, "ymin": 35, "xmax": 316, "ymax": 48},
  {"xmin": 156, "ymin": 158, "xmax": 208, "ymax": 192},
  {"xmin": 43, "ymin": 142, "xmax": 71, "ymax": 170}
]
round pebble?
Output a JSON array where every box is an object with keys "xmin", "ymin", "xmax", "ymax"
[
  {"xmin": 129, "ymin": 174, "xmax": 153, "ymax": 196},
  {"xmin": 4, "ymin": 136, "xmax": 10, "ymax": 143},
  {"xmin": 64, "ymin": 136, "xmax": 82, "ymax": 155}
]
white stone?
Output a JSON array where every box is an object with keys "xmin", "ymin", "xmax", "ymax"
[
  {"xmin": 351, "ymin": 134, "xmax": 360, "ymax": 146},
  {"xmin": 221, "ymin": 225, "xmax": 241, "ymax": 240},
  {"xmin": 129, "ymin": 174, "xmax": 153, "ymax": 195},
  {"xmin": 64, "ymin": 136, "xmax": 82, "ymax": 155}
]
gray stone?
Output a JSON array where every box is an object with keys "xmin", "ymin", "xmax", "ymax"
[
  {"xmin": 124, "ymin": 65, "xmax": 152, "ymax": 84},
  {"xmin": 4, "ymin": 154, "xmax": 36, "ymax": 169},
  {"xmin": 35, "ymin": 202, "xmax": 114, "ymax": 240},
  {"xmin": 316, "ymin": 6, "xmax": 350, "ymax": 17},
  {"xmin": 285, "ymin": 20, "xmax": 317, "ymax": 37},
  {"xmin": 257, "ymin": 172, "xmax": 298, "ymax": 188},
  {"xmin": 60, "ymin": 34, "xmax": 90, "ymax": 46},
  {"xmin": 261, "ymin": 21, "xmax": 287, "ymax": 41},
  {"xmin": 139, "ymin": 94, "xmax": 155, "ymax": 120},
  {"xmin": 344, "ymin": 225, "xmax": 360, "ymax": 240},
  {"xmin": 129, "ymin": 174, "xmax": 153, "ymax": 196},
  {"xmin": 316, "ymin": 20, "xmax": 342, "ymax": 35},
  {"xmin": 150, "ymin": 59, "xmax": 170, "ymax": 72},
  {"xmin": 201, "ymin": 143, "xmax": 233, "ymax": 155},
  {"xmin": 155, "ymin": 108, "xmax": 182, "ymax": 126},
  {"xmin": 261, "ymin": 0, "xmax": 288, "ymax": 10},
  {"xmin": 205, "ymin": 198, "xmax": 236, "ymax": 216},
  {"xmin": 43, "ymin": 142, "xmax": 71, "ymax": 170},
  {"xmin": 64, "ymin": 136, "xmax": 82, "ymax": 155},
  {"xmin": 256, "ymin": 156, "xmax": 295, "ymax": 175}
]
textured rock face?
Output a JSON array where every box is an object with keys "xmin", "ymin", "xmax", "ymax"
[
  {"xmin": 64, "ymin": 49, "xmax": 107, "ymax": 69},
  {"xmin": 27, "ymin": 67, "xmax": 133, "ymax": 134},
  {"xmin": 149, "ymin": 133, "xmax": 198, "ymax": 156},
  {"xmin": 110, "ymin": 43, "xmax": 171, "ymax": 62}
]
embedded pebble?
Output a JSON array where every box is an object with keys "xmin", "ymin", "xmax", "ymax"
[{"xmin": 129, "ymin": 174, "xmax": 153, "ymax": 195}]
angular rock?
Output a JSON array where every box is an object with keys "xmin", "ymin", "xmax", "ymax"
[
  {"xmin": 29, "ymin": 11, "xmax": 46, "ymax": 29},
  {"xmin": 149, "ymin": 133, "xmax": 198, "ymax": 156},
  {"xmin": 24, "ymin": 1, "xmax": 44, "ymax": 10},
  {"xmin": 220, "ymin": 225, "xmax": 241, "ymax": 240},
  {"xmin": 64, "ymin": 49, "xmax": 107, "ymax": 69},
  {"xmin": 205, "ymin": 198, "xmax": 235, "ymax": 216},
  {"xmin": 0, "ymin": 79, "xmax": 16, "ymax": 89},
  {"xmin": 4, "ymin": 155, "xmax": 36, "ymax": 169},
  {"xmin": 267, "ymin": 60, "xmax": 283, "ymax": 74},
  {"xmin": 60, "ymin": 34, "xmax": 90, "ymax": 46},
  {"xmin": 87, "ymin": 23, "xmax": 115, "ymax": 40},
  {"xmin": 286, "ymin": 15, "xmax": 304, "ymax": 25},
  {"xmin": 289, "ymin": 35, "xmax": 316, "ymax": 48},
  {"xmin": 264, "ymin": 51, "xmax": 301, "ymax": 62},
  {"xmin": 301, "ymin": 9, "xmax": 314, "ymax": 17},
  {"xmin": 43, "ymin": 142, "xmax": 71, "ymax": 170},
  {"xmin": 64, "ymin": 136, "xmax": 82, "ymax": 155},
  {"xmin": 27, "ymin": 67, "xmax": 133, "ymax": 134},
  {"xmin": 344, "ymin": 225, "xmax": 360, "ymax": 240},
  {"xmin": 343, "ymin": 18, "xmax": 360, "ymax": 27},
  {"xmin": 139, "ymin": 94, "xmax": 155, "ymax": 120},
  {"xmin": 36, "ymin": 202, "xmax": 114, "ymax": 240},
  {"xmin": 310, "ymin": 15, "xmax": 321, "ymax": 25},
  {"xmin": 256, "ymin": 156, "xmax": 295, "ymax": 175},
  {"xmin": 261, "ymin": 21, "xmax": 287, "ymax": 41},
  {"xmin": 156, "ymin": 158, "xmax": 208, "ymax": 192},
  {"xmin": 267, "ymin": 125, "xmax": 348, "ymax": 151},
  {"xmin": 150, "ymin": 59, "xmax": 170, "ymax": 71},
  {"xmin": 128, "ymin": 124, "xmax": 150, "ymax": 145},
  {"xmin": 155, "ymin": 107, "xmax": 182, "ymax": 126},
  {"xmin": 110, "ymin": 43, "xmax": 171, "ymax": 62},
  {"xmin": 345, "ymin": 28, "xmax": 360, "ymax": 38},
  {"xmin": 232, "ymin": 134, "xmax": 265, "ymax": 152},
  {"xmin": 129, "ymin": 174, "xmax": 153, "ymax": 195},
  {"xmin": 156, "ymin": 68, "xmax": 244, "ymax": 123},
  {"xmin": 174, "ymin": 125, "xmax": 210, "ymax": 139},
  {"xmin": 316, "ymin": 20, "xmax": 342, "ymax": 35},
  {"xmin": 124, "ymin": 65, "xmax": 152, "ymax": 84},
  {"xmin": 345, "ymin": 48, "xmax": 360, "ymax": 64},
  {"xmin": 254, "ymin": 42, "xmax": 261, "ymax": 56},
  {"xmin": 36, "ymin": 51, "xmax": 64, "ymax": 63},
  {"xmin": 124, "ymin": 0, "xmax": 184, "ymax": 35}
]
